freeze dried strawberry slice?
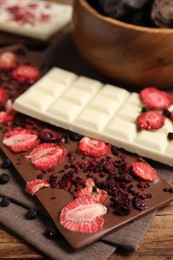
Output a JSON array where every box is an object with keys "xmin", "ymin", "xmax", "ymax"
[
  {"xmin": 27, "ymin": 143, "xmax": 67, "ymax": 171},
  {"xmin": 140, "ymin": 87, "xmax": 173, "ymax": 110},
  {"xmin": 12, "ymin": 65, "xmax": 40, "ymax": 83},
  {"xmin": 0, "ymin": 99, "xmax": 16, "ymax": 124},
  {"xmin": 76, "ymin": 178, "xmax": 108, "ymax": 204},
  {"xmin": 137, "ymin": 111, "xmax": 165, "ymax": 130},
  {"xmin": 2, "ymin": 127, "xmax": 40, "ymax": 153},
  {"xmin": 0, "ymin": 51, "xmax": 17, "ymax": 70},
  {"xmin": 131, "ymin": 162, "xmax": 158, "ymax": 181},
  {"xmin": 78, "ymin": 137, "xmax": 111, "ymax": 157},
  {"xmin": 60, "ymin": 195, "xmax": 107, "ymax": 233},
  {"xmin": 0, "ymin": 88, "xmax": 6, "ymax": 106},
  {"xmin": 25, "ymin": 179, "xmax": 50, "ymax": 195}
]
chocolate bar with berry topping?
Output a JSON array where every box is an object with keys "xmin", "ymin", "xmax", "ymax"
[
  {"xmin": 12, "ymin": 67, "xmax": 173, "ymax": 167},
  {"xmin": 0, "ymin": 0, "xmax": 72, "ymax": 40},
  {"xmin": 0, "ymin": 45, "xmax": 173, "ymax": 250}
]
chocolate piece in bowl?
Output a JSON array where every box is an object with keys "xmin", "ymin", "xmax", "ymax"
[{"xmin": 0, "ymin": 45, "xmax": 173, "ymax": 250}]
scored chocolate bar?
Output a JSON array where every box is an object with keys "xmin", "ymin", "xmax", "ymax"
[
  {"xmin": 13, "ymin": 67, "xmax": 173, "ymax": 167},
  {"xmin": 0, "ymin": 0, "xmax": 72, "ymax": 40},
  {"xmin": 0, "ymin": 45, "xmax": 173, "ymax": 250}
]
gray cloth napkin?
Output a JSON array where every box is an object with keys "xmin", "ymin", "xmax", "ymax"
[{"xmin": 0, "ymin": 152, "xmax": 158, "ymax": 260}]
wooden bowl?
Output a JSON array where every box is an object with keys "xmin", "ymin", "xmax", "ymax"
[{"xmin": 72, "ymin": 0, "xmax": 173, "ymax": 88}]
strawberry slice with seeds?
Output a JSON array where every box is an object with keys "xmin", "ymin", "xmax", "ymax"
[
  {"xmin": 12, "ymin": 65, "xmax": 40, "ymax": 83},
  {"xmin": 3, "ymin": 127, "xmax": 40, "ymax": 153},
  {"xmin": 25, "ymin": 179, "xmax": 50, "ymax": 195},
  {"xmin": 60, "ymin": 195, "xmax": 107, "ymax": 233},
  {"xmin": 0, "ymin": 88, "xmax": 6, "ymax": 106},
  {"xmin": 137, "ymin": 111, "xmax": 166, "ymax": 130},
  {"xmin": 0, "ymin": 51, "xmax": 17, "ymax": 70},
  {"xmin": 78, "ymin": 137, "xmax": 111, "ymax": 157},
  {"xmin": 140, "ymin": 87, "xmax": 173, "ymax": 110},
  {"xmin": 76, "ymin": 178, "xmax": 108, "ymax": 204},
  {"xmin": 27, "ymin": 143, "xmax": 67, "ymax": 171},
  {"xmin": 131, "ymin": 162, "xmax": 158, "ymax": 181}
]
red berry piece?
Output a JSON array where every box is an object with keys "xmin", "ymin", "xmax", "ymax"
[
  {"xmin": 0, "ymin": 88, "xmax": 6, "ymax": 106},
  {"xmin": 78, "ymin": 136, "xmax": 111, "ymax": 157},
  {"xmin": 60, "ymin": 195, "xmax": 107, "ymax": 233},
  {"xmin": 140, "ymin": 87, "xmax": 173, "ymax": 110},
  {"xmin": 76, "ymin": 178, "xmax": 108, "ymax": 204},
  {"xmin": 12, "ymin": 65, "xmax": 40, "ymax": 83},
  {"xmin": 2, "ymin": 127, "xmax": 40, "ymax": 153},
  {"xmin": 0, "ymin": 51, "xmax": 17, "ymax": 70},
  {"xmin": 137, "ymin": 111, "xmax": 166, "ymax": 130},
  {"xmin": 131, "ymin": 162, "xmax": 158, "ymax": 181},
  {"xmin": 25, "ymin": 179, "xmax": 50, "ymax": 195},
  {"xmin": 0, "ymin": 99, "xmax": 16, "ymax": 124},
  {"xmin": 27, "ymin": 143, "xmax": 67, "ymax": 171}
]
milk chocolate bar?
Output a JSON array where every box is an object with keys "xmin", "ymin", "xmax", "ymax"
[
  {"xmin": 13, "ymin": 67, "xmax": 173, "ymax": 167},
  {"xmin": 0, "ymin": 0, "xmax": 72, "ymax": 40}
]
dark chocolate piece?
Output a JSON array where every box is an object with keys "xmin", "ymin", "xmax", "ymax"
[{"xmin": 151, "ymin": 0, "xmax": 173, "ymax": 28}]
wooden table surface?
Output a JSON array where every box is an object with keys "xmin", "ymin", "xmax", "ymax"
[{"xmin": 0, "ymin": 0, "xmax": 173, "ymax": 259}]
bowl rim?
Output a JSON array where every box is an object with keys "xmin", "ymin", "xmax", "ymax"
[{"xmin": 79, "ymin": 0, "xmax": 173, "ymax": 34}]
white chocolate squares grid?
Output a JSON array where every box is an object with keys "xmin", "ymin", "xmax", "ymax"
[{"xmin": 13, "ymin": 67, "xmax": 173, "ymax": 166}]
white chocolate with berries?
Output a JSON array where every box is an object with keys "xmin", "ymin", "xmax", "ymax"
[
  {"xmin": 13, "ymin": 67, "xmax": 173, "ymax": 166},
  {"xmin": 0, "ymin": 0, "xmax": 72, "ymax": 40}
]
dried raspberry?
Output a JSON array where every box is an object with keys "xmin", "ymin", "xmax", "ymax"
[
  {"xmin": 0, "ymin": 51, "xmax": 17, "ymax": 70},
  {"xmin": 140, "ymin": 87, "xmax": 173, "ymax": 110},
  {"xmin": 12, "ymin": 65, "xmax": 40, "ymax": 83},
  {"xmin": 40, "ymin": 128, "xmax": 60, "ymax": 142},
  {"xmin": 78, "ymin": 137, "xmax": 111, "ymax": 157},
  {"xmin": 25, "ymin": 178, "xmax": 50, "ymax": 195},
  {"xmin": 60, "ymin": 195, "xmax": 107, "ymax": 233},
  {"xmin": 0, "ymin": 88, "xmax": 6, "ymax": 106},
  {"xmin": 137, "ymin": 111, "xmax": 166, "ymax": 130},
  {"xmin": 27, "ymin": 143, "xmax": 67, "ymax": 171},
  {"xmin": 131, "ymin": 162, "xmax": 158, "ymax": 182},
  {"xmin": 3, "ymin": 127, "xmax": 40, "ymax": 153}
]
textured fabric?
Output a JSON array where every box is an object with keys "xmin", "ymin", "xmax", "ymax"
[{"xmin": 0, "ymin": 152, "xmax": 158, "ymax": 260}]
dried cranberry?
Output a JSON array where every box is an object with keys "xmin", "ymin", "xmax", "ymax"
[{"xmin": 132, "ymin": 196, "xmax": 147, "ymax": 211}]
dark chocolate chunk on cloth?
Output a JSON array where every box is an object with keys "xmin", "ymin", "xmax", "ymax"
[{"xmin": 0, "ymin": 151, "xmax": 159, "ymax": 260}]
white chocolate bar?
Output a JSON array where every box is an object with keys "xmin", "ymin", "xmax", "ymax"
[
  {"xmin": 13, "ymin": 67, "xmax": 173, "ymax": 166},
  {"xmin": 0, "ymin": 0, "xmax": 72, "ymax": 40}
]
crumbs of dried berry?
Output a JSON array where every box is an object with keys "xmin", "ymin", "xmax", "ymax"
[
  {"xmin": 0, "ymin": 197, "xmax": 10, "ymax": 207},
  {"xmin": 0, "ymin": 173, "xmax": 10, "ymax": 184},
  {"xmin": 25, "ymin": 208, "xmax": 38, "ymax": 220}
]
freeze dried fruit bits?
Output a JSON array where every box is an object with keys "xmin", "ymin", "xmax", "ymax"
[
  {"xmin": 13, "ymin": 67, "xmax": 173, "ymax": 167},
  {"xmin": 0, "ymin": 0, "xmax": 72, "ymax": 40}
]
